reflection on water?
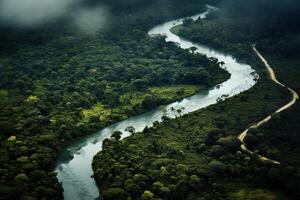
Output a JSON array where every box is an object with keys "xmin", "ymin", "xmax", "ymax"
[{"xmin": 55, "ymin": 6, "xmax": 258, "ymax": 200}]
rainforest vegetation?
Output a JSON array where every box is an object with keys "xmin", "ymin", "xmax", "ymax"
[
  {"xmin": 92, "ymin": 44, "xmax": 291, "ymax": 200},
  {"xmin": 1, "ymin": 0, "xmax": 300, "ymax": 200},
  {"xmin": 93, "ymin": 0, "xmax": 300, "ymax": 199},
  {"xmin": 0, "ymin": 0, "xmax": 227, "ymax": 199},
  {"xmin": 173, "ymin": 0, "xmax": 300, "ymax": 172}
]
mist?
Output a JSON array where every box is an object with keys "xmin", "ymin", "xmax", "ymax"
[
  {"xmin": 0, "ymin": 0, "xmax": 109, "ymax": 34},
  {"xmin": 73, "ymin": 6, "xmax": 110, "ymax": 34},
  {"xmin": 0, "ymin": 0, "xmax": 78, "ymax": 26}
]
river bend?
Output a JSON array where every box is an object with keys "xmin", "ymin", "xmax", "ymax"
[{"xmin": 55, "ymin": 6, "xmax": 257, "ymax": 200}]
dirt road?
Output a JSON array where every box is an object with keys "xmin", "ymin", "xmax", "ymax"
[{"xmin": 238, "ymin": 45, "xmax": 299, "ymax": 165}]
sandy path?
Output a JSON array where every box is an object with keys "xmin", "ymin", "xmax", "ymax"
[{"xmin": 238, "ymin": 45, "xmax": 299, "ymax": 165}]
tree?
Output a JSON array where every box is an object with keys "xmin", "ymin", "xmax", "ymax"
[
  {"xmin": 0, "ymin": 121, "xmax": 15, "ymax": 139},
  {"xmin": 182, "ymin": 68, "xmax": 210, "ymax": 85},
  {"xmin": 141, "ymin": 190, "xmax": 154, "ymax": 200},
  {"xmin": 0, "ymin": 186, "xmax": 23, "ymax": 200},
  {"xmin": 111, "ymin": 131, "xmax": 122, "ymax": 141},
  {"xmin": 7, "ymin": 136, "xmax": 16, "ymax": 142},
  {"xmin": 244, "ymin": 133, "xmax": 258, "ymax": 147},
  {"xmin": 124, "ymin": 178, "xmax": 143, "ymax": 197},
  {"xmin": 210, "ymin": 145, "xmax": 223, "ymax": 157},
  {"xmin": 189, "ymin": 174, "xmax": 204, "ymax": 188},
  {"xmin": 142, "ymin": 94, "xmax": 160, "ymax": 109},
  {"xmin": 132, "ymin": 79, "xmax": 148, "ymax": 91},
  {"xmin": 190, "ymin": 46, "xmax": 197, "ymax": 54},
  {"xmin": 217, "ymin": 136, "xmax": 241, "ymax": 152},
  {"xmin": 205, "ymin": 128, "xmax": 223, "ymax": 145},
  {"xmin": 102, "ymin": 188, "xmax": 127, "ymax": 200},
  {"xmin": 15, "ymin": 173, "xmax": 29, "ymax": 182},
  {"xmin": 208, "ymin": 160, "xmax": 225, "ymax": 173},
  {"xmin": 104, "ymin": 88, "xmax": 119, "ymax": 107},
  {"xmin": 26, "ymin": 95, "xmax": 39, "ymax": 103},
  {"xmin": 183, "ymin": 18, "xmax": 193, "ymax": 26},
  {"xmin": 152, "ymin": 181, "xmax": 171, "ymax": 197},
  {"xmin": 175, "ymin": 180, "xmax": 189, "ymax": 199}
]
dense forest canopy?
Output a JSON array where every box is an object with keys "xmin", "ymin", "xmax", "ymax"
[
  {"xmin": 0, "ymin": 0, "xmax": 300, "ymax": 199},
  {"xmin": 175, "ymin": 0, "xmax": 300, "ymax": 57},
  {"xmin": 92, "ymin": 0, "xmax": 300, "ymax": 199},
  {"xmin": 220, "ymin": 0, "xmax": 300, "ymax": 34},
  {"xmin": 220, "ymin": 0, "xmax": 300, "ymax": 16},
  {"xmin": 0, "ymin": 0, "xmax": 229, "ymax": 199}
]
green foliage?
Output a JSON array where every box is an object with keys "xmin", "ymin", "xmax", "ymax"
[
  {"xmin": 217, "ymin": 136, "xmax": 241, "ymax": 152},
  {"xmin": 183, "ymin": 18, "xmax": 193, "ymax": 26},
  {"xmin": 92, "ymin": 6, "xmax": 296, "ymax": 199},
  {"xmin": 174, "ymin": 8, "xmax": 300, "ymax": 198},
  {"xmin": 224, "ymin": 182, "xmax": 288, "ymax": 200},
  {"xmin": 0, "ymin": 90, "xmax": 8, "ymax": 98},
  {"xmin": 0, "ymin": 1, "xmax": 222, "ymax": 199},
  {"xmin": 141, "ymin": 190, "xmax": 154, "ymax": 200},
  {"xmin": 80, "ymin": 84, "xmax": 206, "ymax": 127},
  {"xmin": 208, "ymin": 160, "xmax": 225, "ymax": 172},
  {"xmin": 102, "ymin": 188, "xmax": 127, "ymax": 200},
  {"xmin": 1, "ymin": 0, "xmax": 299, "ymax": 199},
  {"xmin": 16, "ymin": 156, "xmax": 29, "ymax": 163},
  {"xmin": 172, "ymin": 4, "xmax": 300, "ymax": 58},
  {"xmin": 92, "ymin": 64, "xmax": 289, "ymax": 198},
  {"xmin": 7, "ymin": 136, "xmax": 16, "ymax": 142},
  {"xmin": 15, "ymin": 173, "xmax": 29, "ymax": 182},
  {"xmin": 111, "ymin": 131, "xmax": 122, "ymax": 141},
  {"xmin": 0, "ymin": 186, "xmax": 23, "ymax": 200},
  {"xmin": 26, "ymin": 95, "xmax": 39, "ymax": 103}
]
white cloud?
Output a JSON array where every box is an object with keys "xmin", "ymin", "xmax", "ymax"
[
  {"xmin": 0, "ymin": 0, "xmax": 79, "ymax": 26},
  {"xmin": 73, "ymin": 6, "xmax": 109, "ymax": 35}
]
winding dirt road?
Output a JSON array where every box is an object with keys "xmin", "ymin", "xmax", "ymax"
[{"xmin": 238, "ymin": 45, "xmax": 299, "ymax": 165}]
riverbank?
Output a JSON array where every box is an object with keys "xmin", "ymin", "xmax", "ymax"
[
  {"xmin": 172, "ymin": 11, "xmax": 300, "ymax": 198},
  {"xmin": 92, "ymin": 56, "xmax": 289, "ymax": 199},
  {"xmin": 92, "ymin": 10, "xmax": 290, "ymax": 200},
  {"xmin": 57, "ymin": 7, "xmax": 251, "ymax": 198},
  {"xmin": 0, "ymin": 1, "xmax": 227, "ymax": 199}
]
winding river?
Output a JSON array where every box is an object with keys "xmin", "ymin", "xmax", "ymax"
[{"xmin": 55, "ymin": 6, "xmax": 257, "ymax": 200}]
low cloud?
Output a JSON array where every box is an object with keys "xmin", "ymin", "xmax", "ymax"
[
  {"xmin": 0, "ymin": 0, "xmax": 109, "ymax": 34},
  {"xmin": 73, "ymin": 6, "xmax": 110, "ymax": 35},
  {"xmin": 0, "ymin": 0, "xmax": 78, "ymax": 26}
]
